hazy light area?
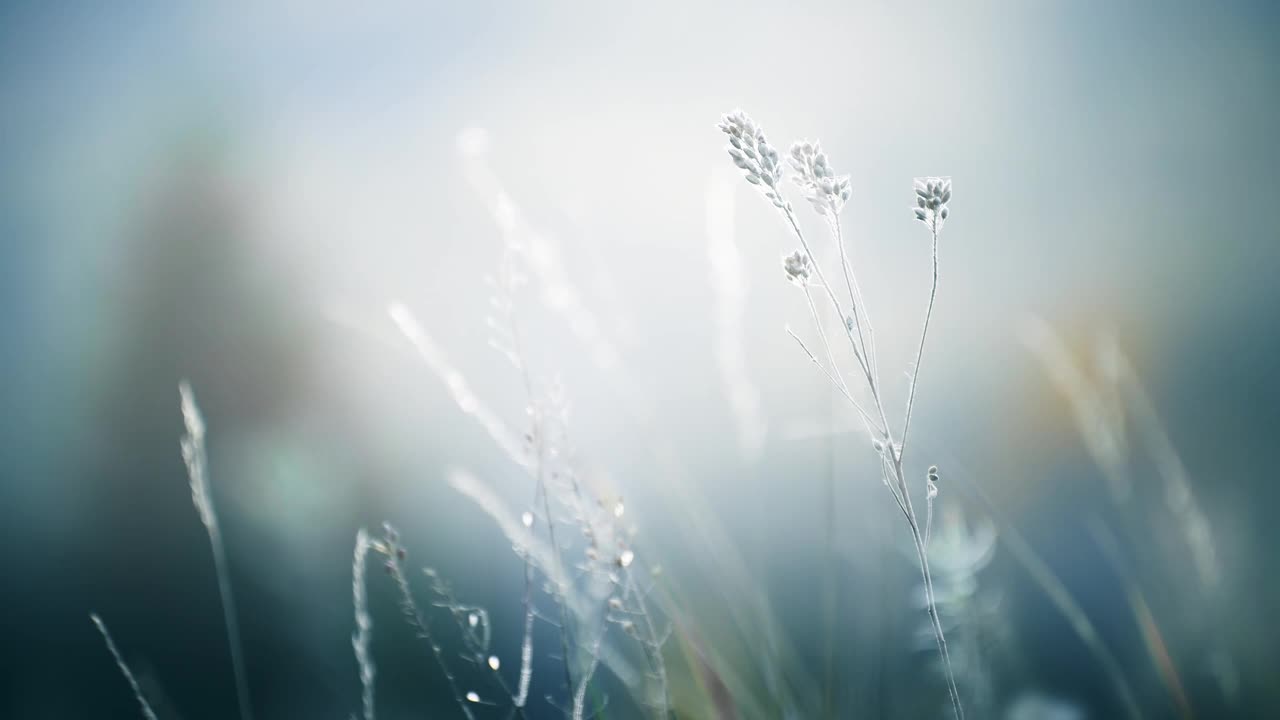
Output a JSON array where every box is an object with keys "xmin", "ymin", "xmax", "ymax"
[{"xmin": 2, "ymin": 1, "xmax": 1278, "ymax": 718}]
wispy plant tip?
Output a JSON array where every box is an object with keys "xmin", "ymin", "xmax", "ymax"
[
  {"xmin": 789, "ymin": 140, "xmax": 851, "ymax": 216},
  {"xmin": 782, "ymin": 250, "xmax": 812, "ymax": 286},
  {"xmin": 177, "ymin": 382, "xmax": 254, "ymax": 720},
  {"xmin": 914, "ymin": 177, "xmax": 952, "ymax": 230},
  {"xmin": 718, "ymin": 109, "xmax": 789, "ymax": 209}
]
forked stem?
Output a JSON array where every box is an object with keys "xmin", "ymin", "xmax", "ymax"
[
  {"xmin": 789, "ymin": 204, "xmax": 963, "ymax": 720},
  {"xmin": 721, "ymin": 113, "xmax": 962, "ymax": 719}
]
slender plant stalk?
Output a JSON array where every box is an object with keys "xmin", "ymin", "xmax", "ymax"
[
  {"xmin": 901, "ymin": 228, "xmax": 939, "ymax": 457},
  {"xmin": 788, "ymin": 327, "xmax": 883, "ymax": 433},
  {"xmin": 179, "ymin": 382, "xmax": 253, "ymax": 720},
  {"xmin": 832, "ymin": 215, "xmax": 880, "ymax": 382},
  {"xmin": 536, "ymin": 456, "xmax": 577, "ymax": 697},
  {"xmin": 924, "ymin": 490, "xmax": 936, "ymax": 549},
  {"xmin": 516, "ymin": 533, "xmax": 537, "ymax": 708},
  {"xmin": 352, "ymin": 529, "xmax": 376, "ymax": 720},
  {"xmin": 208, "ymin": 528, "xmax": 252, "ymax": 720},
  {"xmin": 888, "ymin": 448, "xmax": 964, "ymax": 720},
  {"xmin": 90, "ymin": 614, "xmax": 160, "ymax": 720},
  {"xmin": 802, "ymin": 289, "xmax": 855, "ymax": 398},
  {"xmin": 572, "ymin": 635, "xmax": 605, "ymax": 720},
  {"xmin": 892, "ymin": 223, "xmax": 961, "ymax": 715}
]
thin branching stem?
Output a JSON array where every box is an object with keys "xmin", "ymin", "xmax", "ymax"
[
  {"xmin": 832, "ymin": 215, "xmax": 880, "ymax": 384},
  {"xmin": 784, "ymin": 208, "xmax": 892, "ymax": 437},
  {"xmin": 802, "ymin": 288, "xmax": 853, "ymax": 397},
  {"xmin": 878, "ymin": 457, "xmax": 912, "ymax": 524},
  {"xmin": 384, "ymin": 549, "xmax": 477, "ymax": 720},
  {"xmin": 624, "ymin": 569, "xmax": 672, "ymax": 719},
  {"xmin": 788, "ymin": 327, "xmax": 884, "ymax": 434},
  {"xmin": 784, "ymin": 195, "xmax": 963, "ymax": 720},
  {"xmin": 503, "ymin": 251, "xmax": 576, "ymax": 699}
]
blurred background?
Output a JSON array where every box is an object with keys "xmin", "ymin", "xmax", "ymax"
[{"xmin": 2, "ymin": 1, "xmax": 1278, "ymax": 718}]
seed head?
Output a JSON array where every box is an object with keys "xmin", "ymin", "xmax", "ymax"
[
  {"xmin": 789, "ymin": 140, "xmax": 852, "ymax": 216},
  {"xmin": 719, "ymin": 110, "xmax": 789, "ymax": 210},
  {"xmin": 913, "ymin": 177, "xmax": 952, "ymax": 231},
  {"xmin": 782, "ymin": 250, "xmax": 812, "ymax": 286}
]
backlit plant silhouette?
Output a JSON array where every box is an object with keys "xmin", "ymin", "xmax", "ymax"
[{"xmin": 719, "ymin": 110, "xmax": 964, "ymax": 719}]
